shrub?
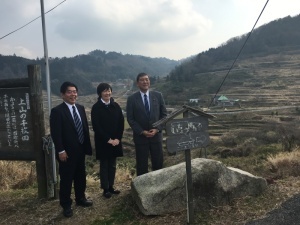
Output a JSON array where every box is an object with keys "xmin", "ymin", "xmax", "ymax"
[
  {"xmin": 220, "ymin": 132, "xmax": 238, "ymax": 147},
  {"xmin": 264, "ymin": 131, "xmax": 279, "ymax": 144},
  {"xmin": 267, "ymin": 149, "xmax": 300, "ymax": 178},
  {"xmin": 238, "ymin": 137, "xmax": 257, "ymax": 154},
  {"xmin": 254, "ymin": 144, "xmax": 281, "ymax": 157}
]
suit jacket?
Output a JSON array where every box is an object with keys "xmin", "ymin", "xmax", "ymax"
[
  {"xmin": 50, "ymin": 102, "xmax": 92, "ymax": 158},
  {"xmin": 91, "ymin": 98, "xmax": 124, "ymax": 160},
  {"xmin": 126, "ymin": 90, "xmax": 167, "ymax": 144}
]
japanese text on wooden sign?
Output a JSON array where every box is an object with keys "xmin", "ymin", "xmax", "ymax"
[
  {"xmin": 0, "ymin": 87, "xmax": 34, "ymax": 159},
  {"xmin": 166, "ymin": 116, "xmax": 210, "ymax": 153}
]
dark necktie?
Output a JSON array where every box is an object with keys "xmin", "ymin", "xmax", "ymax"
[
  {"xmin": 72, "ymin": 106, "xmax": 84, "ymax": 144},
  {"xmin": 144, "ymin": 94, "xmax": 150, "ymax": 117}
]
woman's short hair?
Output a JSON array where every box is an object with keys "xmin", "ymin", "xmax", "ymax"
[{"xmin": 96, "ymin": 83, "xmax": 112, "ymax": 96}]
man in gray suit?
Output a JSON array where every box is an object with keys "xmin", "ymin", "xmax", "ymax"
[{"xmin": 126, "ymin": 72, "xmax": 167, "ymax": 176}]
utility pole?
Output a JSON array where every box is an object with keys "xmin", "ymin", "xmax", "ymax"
[{"xmin": 40, "ymin": 0, "xmax": 57, "ymax": 198}]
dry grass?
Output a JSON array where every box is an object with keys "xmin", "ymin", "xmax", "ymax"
[
  {"xmin": 194, "ymin": 176, "xmax": 300, "ymax": 224},
  {"xmin": 1, "ymin": 166, "xmax": 300, "ymax": 225},
  {"xmin": 2, "ymin": 146, "xmax": 300, "ymax": 224},
  {"xmin": 0, "ymin": 161, "xmax": 36, "ymax": 190},
  {"xmin": 267, "ymin": 148, "xmax": 300, "ymax": 178}
]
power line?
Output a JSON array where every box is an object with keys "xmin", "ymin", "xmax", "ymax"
[
  {"xmin": 208, "ymin": 0, "xmax": 269, "ymax": 108},
  {"xmin": 0, "ymin": 0, "xmax": 66, "ymax": 40}
]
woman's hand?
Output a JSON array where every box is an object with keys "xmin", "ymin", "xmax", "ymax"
[{"xmin": 108, "ymin": 138, "xmax": 120, "ymax": 146}]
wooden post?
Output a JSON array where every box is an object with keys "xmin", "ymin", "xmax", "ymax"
[
  {"xmin": 27, "ymin": 64, "xmax": 47, "ymax": 198},
  {"xmin": 200, "ymin": 148, "xmax": 207, "ymax": 158},
  {"xmin": 183, "ymin": 110, "xmax": 195, "ymax": 224}
]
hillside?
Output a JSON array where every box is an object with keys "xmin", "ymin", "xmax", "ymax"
[
  {"xmin": 0, "ymin": 51, "xmax": 179, "ymax": 95},
  {"xmin": 159, "ymin": 49, "xmax": 300, "ymax": 107},
  {"xmin": 168, "ymin": 14, "xmax": 300, "ymax": 83},
  {"xmin": 159, "ymin": 14, "xmax": 300, "ymax": 110}
]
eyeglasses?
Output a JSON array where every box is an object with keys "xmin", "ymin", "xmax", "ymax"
[{"xmin": 66, "ymin": 90, "xmax": 77, "ymax": 94}]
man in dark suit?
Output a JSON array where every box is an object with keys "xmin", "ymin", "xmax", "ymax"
[
  {"xmin": 50, "ymin": 81, "xmax": 93, "ymax": 218},
  {"xmin": 126, "ymin": 73, "xmax": 167, "ymax": 176}
]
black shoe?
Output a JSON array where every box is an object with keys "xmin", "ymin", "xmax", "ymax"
[
  {"xmin": 109, "ymin": 187, "xmax": 121, "ymax": 194},
  {"xmin": 103, "ymin": 190, "xmax": 112, "ymax": 198},
  {"xmin": 63, "ymin": 207, "xmax": 73, "ymax": 218},
  {"xmin": 76, "ymin": 198, "xmax": 93, "ymax": 207}
]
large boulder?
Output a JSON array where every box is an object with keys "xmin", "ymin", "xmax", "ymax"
[{"xmin": 131, "ymin": 158, "xmax": 267, "ymax": 215}]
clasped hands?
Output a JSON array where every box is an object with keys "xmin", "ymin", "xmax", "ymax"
[
  {"xmin": 108, "ymin": 138, "xmax": 120, "ymax": 146},
  {"xmin": 142, "ymin": 129, "xmax": 159, "ymax": 138}
]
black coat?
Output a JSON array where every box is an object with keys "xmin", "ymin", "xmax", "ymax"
[
  {"xmin": 50, "ymin": 102, "xmax": 92, "ymax": 158},
  {"xmin": 91, "ymin": 98, "xmax": 124, "ymax": 160}
]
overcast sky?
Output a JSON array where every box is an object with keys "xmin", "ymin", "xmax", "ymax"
[{"xmin": 1, "ymin": 0, "xmax": 299, "ymax": 60}]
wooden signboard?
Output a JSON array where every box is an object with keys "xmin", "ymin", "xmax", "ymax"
[
  {"xmin": 0, "ymin": 66, "xmax": 49, "ymax": 198},
  {"xmin": 0, "ymin": 87, "xmax": 34, "ymax": 160},
  {"xmin": 166, "ymin": 116, "xmax": 210, "ymax": 153},
  {"xmin": 153, "ymin": 106, "xmax": 214, "ymax": 225}
]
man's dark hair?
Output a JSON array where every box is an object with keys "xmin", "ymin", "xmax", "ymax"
[
  {"xmin": 60, "ymin": 81, "xmax": 78, "ymax": 94},
  {"xmin": 136, "ymin": 72, "xmax": 149, "ymax": 82},
  {"xmin": 97, "ymin": 83, "xmax": 112, "ymax": 96}
]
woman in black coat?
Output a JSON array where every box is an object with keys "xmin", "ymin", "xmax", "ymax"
[{"xmin": 91, "ymin": 83, "xmax": 124, "ymax": 198}]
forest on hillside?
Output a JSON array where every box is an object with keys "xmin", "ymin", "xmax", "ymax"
[
  {"xmin": 168, "ymin": 14, "xmax": 300, "ymax": 84},
  {"xmin": 0, "ymin": 50, "xmax": 178, "ymax": 95}
]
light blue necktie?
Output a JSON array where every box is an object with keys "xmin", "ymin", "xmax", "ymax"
[{"xmin": 72, "ymin": 106, "xmax": 84, "ymax": 144}]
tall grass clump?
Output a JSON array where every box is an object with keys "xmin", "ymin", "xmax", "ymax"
[
  {"xmin": 267, "ymin": 149, "xmax": 300, "ymax": 178},
  {"xmin": 0, "ymin": 161, "xmax": 36, "ymax": 190}
]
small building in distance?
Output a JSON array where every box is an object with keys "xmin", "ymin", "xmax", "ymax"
[
  {"xmin": 189, "ymin": 98, "xmax": 199, "ymax": 104},
  {"xmin": 214, "ymin": 95, "xmax": 239, "ymax": 107}
]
